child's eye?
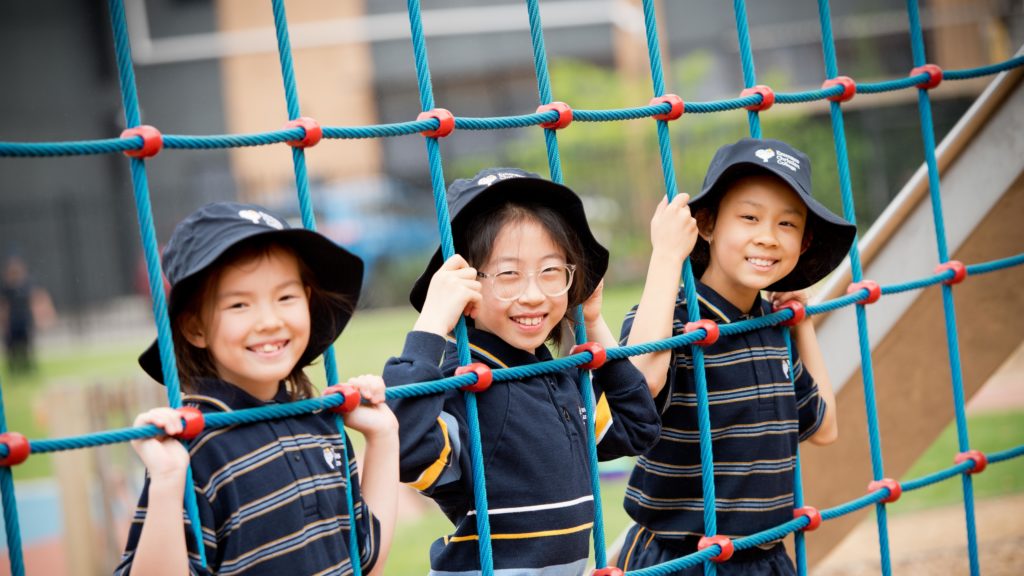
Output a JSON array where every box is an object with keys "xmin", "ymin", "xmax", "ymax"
[
  {"xmin": 741, "ymin": 214, "xmax": 757, "ymax": 222},
  {"xmin": 226, "ymin": 301, "xmax": 247, "ymax": 310}
]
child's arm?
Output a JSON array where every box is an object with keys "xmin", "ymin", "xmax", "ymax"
[
  {"xmin": 769, "ymin": 291, "xmax": 838, "ymax": 445},
  {"xmin": 625, "ymin": 194, "xmax": 698, "ymax": 396},
  {"xmin": 382, "ymin": 254, "xmax": 479, "ymax": 492},
  {"xmin": 580, "ymin": 280, "xmax": 661, "ymax": 458},
  {"xmin": 127, "ymin": 408, "xmax": 191, "ymax": 576},
  {"xmin": 340, "ymin": 375, "xmax": 399, "ymax": 576}
]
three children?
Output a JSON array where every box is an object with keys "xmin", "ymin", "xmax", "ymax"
[{"xmin": 124, "ymin": 136, "xmax": 852, "ymax": 575}]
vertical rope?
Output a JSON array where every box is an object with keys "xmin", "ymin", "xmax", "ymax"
[
  {"xmin": 784, "ymin": 329, "xmax": 808, "ymax": 576},
  {"xmin": 405, "ymin": 1, "xmax": 494, "ymax": 572},
  {"xmin": 732, "ymin": 0, "xmax": 762, "ymax": 138},
  {"xmin": 638, "ymin": 2, "xmax": 718, "ymax": 574},
  {"xmin": 267, "ymin": 1, "xmax": 359, "ymax": 571},
  {"xmin": 814, "ymin": 2, "xmax": 893, "ymax": 572},
  {"xmin": 0, "ymin": 374, "xmax": 25, "ymax": 576},
  {"xmin": 904, "ymin": 2, "xmax": 980, "ymax": 574},
  {"xmin": 523, "ymin": 0, "xmax": 606, "ymax": 564},
  {"xmin": 106, "ymin": 0, "xmax": 206, "ymax": 564}
]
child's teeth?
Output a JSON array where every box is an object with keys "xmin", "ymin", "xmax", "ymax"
[{"xmin": 262, "ymin": 343, "xmax": 277, "ymax": 352}]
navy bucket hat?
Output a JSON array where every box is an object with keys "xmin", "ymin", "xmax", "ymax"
[
  {"xmin": 409, "ymin": 167, "xmax": 609, "ymax": 311},
  {"xmin": 688, "ymin": 138, "xmax": 856, "ymax": 292},
  {"xmin": 139, "ymin": 201, "xmax": 363, "ymax": 384}
]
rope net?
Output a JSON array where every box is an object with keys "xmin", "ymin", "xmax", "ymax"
[{"xmin": 1, "ymin": 0, "xmax": 1023, "ymax": 575}]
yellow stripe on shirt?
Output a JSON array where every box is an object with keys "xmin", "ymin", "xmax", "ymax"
[
  {"xmin": 448, "ymin": 522, "xmax": 594, "ymax": 543},
  {"xmin": 409, "ymin": 416, "xmax": 452, "ymax": 491}
]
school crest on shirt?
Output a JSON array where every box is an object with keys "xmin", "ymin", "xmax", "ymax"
[
  {"xmin": 323, "ymin": 447, "xmax": 342, "ymax": 470},
  {"xmin": 782, "ymin": 359, "xmax": 790, "ymax": 379}
]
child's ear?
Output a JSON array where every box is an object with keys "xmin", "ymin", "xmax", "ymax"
[
  {"xmin": 181, "ymin": 315, "xmax": 208, "ymax": 349},
  {"xmin": 695, "ymin": 209, "xmax": 715, "ymax": 242}
]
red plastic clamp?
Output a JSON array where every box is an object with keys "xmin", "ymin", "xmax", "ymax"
[
  {"xmin": 120, "ymin": 125, "xmax": 163, "ymax": 158},
  {"xmin": 823, "ymin": 76, "xmax": 856, "ymax": 103},
  {"xmin": 697, "ymin": 534, "xmax": 735, "ymax": 563},
  {"xmin": 794, "ymin": 506, "xmax": 822, "ymax": 532},
  {"xmin": 592, "ymin": 568, "xmax": 624, "ymax": 576},
  {"xmin": 955, "ymin": 449, "xmax": 988, "ymax": 475},
  {"xmin": 868, "ymin": 478, "xmax": 902, "ymax": 503},
  {"xmin": 284, "ymin": 117, "xmax": 323, "ymax": 148},
  {"xmin": 847, "ymin": 280, "xmax": 881, "ymax": 305},
  {"xmin": 911, "ymin": 64, "xmax": 943, "ymax": 90},
  {"xmin": 417, "ymin": 108, "xmax": 455, "ymax": 138},
  {"xmin": 650, "ymin": 93, "xmax": 685, "ymax": 121},
  {"xmin": 935, "ymin": 260, "xmax": 967, "ymax": 285},
  {"xmin": 570, "ymin": 342, "xmax": 607, "ymax": 370},
  {"xmin": 0, "ymin": 432, "xmax": 29, "ymax": 467},
  {"xmin": 174, "ymin": 406, "xmax": 206, "ymax": 440},
  {"xmin": 457, "ymin": 363, "xmax": 493, "ymax": 393},
  {"xmin": 324, "ymin": 384, "xmax": 361, "ymax": 414},
  {"xmin": 773, "ymin": 300, "xmax": 806, "ymax": 327},
  {"xmin": 684, "ymin": 319, "xmax": 720, "ymax": 346},
  {"xmin": 537, "ymin": 101, "xmax": 573, "ymax": 129},
  {"xmin": 740, "ymin": 85, "xmax": 775, "ymax": 111}
]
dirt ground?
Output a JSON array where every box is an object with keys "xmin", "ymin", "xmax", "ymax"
[{"xmin": 814, "ymin": 493, "xmax": 1024, "ymax": 575}]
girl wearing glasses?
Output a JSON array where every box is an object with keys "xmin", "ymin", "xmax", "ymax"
[{"xmin": 382, "ymin": 167, "xmax": 659, "ymax": 575}]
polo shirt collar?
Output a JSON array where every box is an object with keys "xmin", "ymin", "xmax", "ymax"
[
  {"xmin": 185, "ymin": 378, "xmax": 291, "ymax": 411},
  {"xmin": 692, "ymin": 280, "xmax": 766, "ymax": 323},
  {"xmin": 462, "ymin": 327, "xmax": 553, "ymax": 369}
]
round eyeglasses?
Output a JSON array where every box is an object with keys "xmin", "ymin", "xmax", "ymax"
[{"xmin": 477, "ymin": 264, "xmax": 577, "ymax": 302}]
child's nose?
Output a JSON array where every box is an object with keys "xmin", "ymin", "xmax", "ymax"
[
  {"xmin": 255, "ymin": 304, "xmax": 285, "ymax": 330},
  {"xmin": 755, "ymin": 225, "xmax": 780, "ymax": 246},
  {"xmin": 518, "ymin": 275, "xmax": 546, "ymax": 303}
]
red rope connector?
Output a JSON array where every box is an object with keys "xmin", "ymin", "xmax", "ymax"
[
  {"xmin": 324, "ymin": 384, "xmax": 361, "ymax": 414},
  {"xmin": 935, "ymin": 260, "xmax": 967, "ymax": 285},
  {"xmin": 569, "ymin": 342, "xmax": 607, "ymax": 370},
  {"xmin": 794, "ymin": 506, "xmax": 822, "ymax": 532},
  {"xmin": 911, "ymin": 64, "xmax": 943, "ymax": 90},
  {"xmin": 847, "ymin": 280, "xmax": 881, "ymax": 305},
  {"xmin": 740, "ymin": 85, "xmax": 775, "ymax": 111},
  {"xmin": 592, "ymin": 568, "xmax": 624, "ymax": 576},
  {"xmin": 868, "ymin": 478, "xmax": 902, "ymax": 503},
  {"xmin": 0, "ymin": 432, "xmax": 29, "ymax": 467},
  {"xmin": 537, "ymin": 101, "xmax": 573, "ymax": 129},
  {"xmin": 456, "ymin": 363, "xmax": 493, "ymax": 393},
  {"xmin": 955, "ymin": 449, "xmax": 988, "ymax": 475},
  {"xmin": 684, "ymin": 319, "xmax": 720, "ymax": 346},
  {"xmin": 650, "ymin": 93, "xmax": 685, "ymax": 121},
  {"xmin": 173, "ymin": 406, "xmax": 205, "ymax": 440},
  {"xmin": 823, "ymin": 76, "xmax": 856, "ymax": 103},
  {"xmin": 697, "ymin": 534, "xmax": 735, "ymax": 563},
  {"xmin": 417, "ymin": 108, "xmax": 455, "ymax": 138},
  {"xmin": 773, "ymin": 300, "xmax": 806, "ymax": 327},
  {"xmin": 120, "ymin": 125, "xmax": 163, "ymax": 158},
  {"xmin": 283, "ymin": 117, "xmax": 323, "ymax": 148}
]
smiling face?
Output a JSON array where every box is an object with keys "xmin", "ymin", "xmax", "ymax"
[
  {"xmin": 698, "ymin": 174, "xmax": 809, "ymax": 311},
  {"xmin": 471, "ymin": 218, "xmax": 570, "ymax": 353},
  {"xmin": 183, "ymin": 245, "xmax": 311, "ymax": 400}
]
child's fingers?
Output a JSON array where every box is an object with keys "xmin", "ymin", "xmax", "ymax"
[
  {"xmin": 133, "ymin": 407, "xmax": 184, "ymax": 437},
  {"xmin": 440, "ymin": 254, "xmax": 470, "ymax": 271},
  {"xmin": 671, "ymin": 192, "xmax": 691, "ymax": 206}
]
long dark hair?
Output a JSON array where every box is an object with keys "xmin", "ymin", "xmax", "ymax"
[
  {"xmin": 170, "ymin": 237, "xmax": 351, "ymax": 401},
  {"xmin": 462, "ymin": 202, "xmax": 588, "ymax": 350}
]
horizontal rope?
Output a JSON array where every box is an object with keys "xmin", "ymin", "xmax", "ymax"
[
  {"xmin": 0, "ymin": 250, "xmax": 1017, "ymax": 459},
  {"xmin": 3, "ymin": 57, "xmax": 1023, "ymax": 158}
]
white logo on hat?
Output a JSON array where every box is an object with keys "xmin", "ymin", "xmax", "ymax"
[
  {"xmin": 755, "ymin": 148, "xmax": 775, "ymax": 163},
  {"xmin": 237, "ymin": 209, "xmax": 284, "ymax": 229},
  {"xmin": 478, "ymin": 175, "xmax": 498, "ymax": 186}
]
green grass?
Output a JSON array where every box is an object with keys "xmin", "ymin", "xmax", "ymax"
[{"xmin": 893, "ymin": 410, "xmax": 1024, "ymax": 514}]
